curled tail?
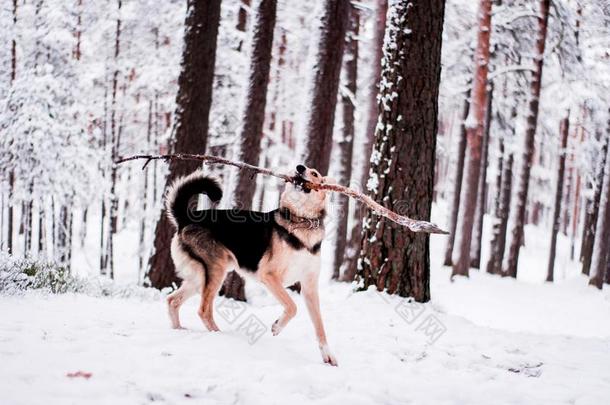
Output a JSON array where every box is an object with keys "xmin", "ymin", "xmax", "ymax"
[{"xmin": 165, "ymin": 171, "xmax": 223, "ymax": 230}]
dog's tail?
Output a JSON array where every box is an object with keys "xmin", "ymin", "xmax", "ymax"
[{"xmin": 165, "ymin": 171, "xmax": 223, "ymax": 230}]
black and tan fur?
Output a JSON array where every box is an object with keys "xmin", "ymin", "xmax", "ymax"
[{"xmin": 166, "ymin": 165, "xmax": 337, "ymax": 366}]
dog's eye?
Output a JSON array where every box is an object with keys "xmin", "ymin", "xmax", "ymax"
[{"xmin": 312, "ymin": 173, "xmax": 318, "ymax": 178}]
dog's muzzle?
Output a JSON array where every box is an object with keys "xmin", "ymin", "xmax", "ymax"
[{"xmin": 293, "ymin": 172, "xmax": 312, "ymax": 194}]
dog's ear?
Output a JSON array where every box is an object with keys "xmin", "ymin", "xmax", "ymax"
[{"xmin": 323, "ymin": 176, "xmax": 335, "ymax": 184}]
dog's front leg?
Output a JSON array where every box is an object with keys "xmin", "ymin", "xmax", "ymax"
[
  {"xmin": 302, "ymin": 273, "xmax": 338, "ymax": 366},
  {"xmin": 261, "ymin": 273, "xmax": 297, "ymax": 336}
]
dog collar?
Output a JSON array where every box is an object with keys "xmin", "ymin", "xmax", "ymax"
[{"xmin": 279, "ymin": 207, "xmax": 325, "ymax": 229}]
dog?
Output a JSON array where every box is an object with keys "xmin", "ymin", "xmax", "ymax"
[{"xmin": 165, "ymin": 164, "xmax": 338, "ymax": 366}]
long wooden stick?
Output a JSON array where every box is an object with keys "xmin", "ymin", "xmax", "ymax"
[{"xmin": 116, "ymin": 153, "xmax": 449, "ymax": 234}]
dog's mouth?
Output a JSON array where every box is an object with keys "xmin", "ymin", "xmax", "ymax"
[{"xmin": 293, "ymin": 171, "xmax": 312, "ymax": 194}]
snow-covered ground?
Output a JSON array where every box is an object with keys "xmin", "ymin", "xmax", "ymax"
[
  {"xmin": 2, "ymin": 206, "xmax": 610, "ymax": 404},
  {"xmin": 2, "ymin": 275, "xmax": 610, "ymax": 405}
]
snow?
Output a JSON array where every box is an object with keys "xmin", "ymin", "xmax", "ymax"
[{"xmin": 2, "ymin": 249, "xmax": 610, "ymax": 404}]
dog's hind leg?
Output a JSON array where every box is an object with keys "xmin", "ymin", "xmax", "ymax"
[
  {"xmin": 198, "ymin": 262, "xmax": 228, "ymax": 332},
  {"xmin": 167, "ymin": 275, "xmax": 200, "ymax": 329},
  {"xmin": 168, "ymin": 234, "xmax": 205, "ymax": 329},
  {"xmin": 260, "ymin": 273, "xmax": 297, "ymax": 336}
]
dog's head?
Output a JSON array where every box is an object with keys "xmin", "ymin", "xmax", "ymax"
[{"xmin": 280, "ymin": 164, "xmax": 332, "ymax": 218}]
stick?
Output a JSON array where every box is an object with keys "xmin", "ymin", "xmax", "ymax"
[{"xmin": 116, "ymin": 153, "xmax": 449, "ymax": 234}]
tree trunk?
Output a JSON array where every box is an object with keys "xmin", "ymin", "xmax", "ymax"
[
  {"xmin": 223, "ymin": 0, "xmax": 277, "ymax": 301},
  {"xmin": 99, "ymin": 199, "xmax": 107, "ymax": 273},
  {"xmin": 332, "ymin": 6, "xmax": 359, "ymax": 280},
  {"xmin": 451, "ymin": 0, "xmax": 493, "ymax": 278},
  {"xmin": 442, "ymin": 88, "xmax": 471, "ymax": 267},
  {"xmin": 486, "ymin": 151, "xmax": 513, "ymax": 275},
  {"xmin": 7, "ymin": 0, "xmax": 17, "ymax": 254},
  {"xmin": 73, "ymin": 0, "xmax": 83, "ymax": 60},
  {"xmin": 99, "ymin": 80, "xmax": 109, "ymax": 274},
  {"xmin": 139, "ymin": 100, "xmax": 154, "ymax": 278},
  {"xmin": 38, "ymin": 199, "xmax": 45, "ymax": 255},
  {"xmin": 505, "ymin": 0, "xmax": 550, "ymax": 278},
  {"xmin": 605, "ymin": 243, "xmax": 610, "ymax": 284},
  {"xmin": 569, "ymin": 114, "xmax": 585, "ymax": 259},
  {"xmin": 341, "ymin": 0, "xmax": 387, "ymax": 282},
  {"xmin": 470, "ymin": 84, "xmax": 493, "ymax": 269},
  {"xmin": 7, "ymin": 172, "xmax": 15, "ymax": 254},
  {"xmin": 147, "ymin": 0, "xmax": 222, "ymax": 289},
  {"xmin": 582, "ymin": 123, "xmax": 609, "ymax": 275},
  {"xmin": 58, "ymin": 205, "xmax": 70, "ymax": 266},
  {"xmin": 24, "ymin": 189, "xmax": 33, "ymax": 255},
  {"xmin": 547, "ymin": 115, "xmax": 569, "ymax": 282},
  {"xmin": 301, "ymin": 0, "xmax": 350, "ymax": 175},
  {"xmin": 106, "ymin": 0, "xmax": 122, "ymax": 280},
  {"xmin": 562, "ymin": 150, "xmax": 573, "ymax": 235},
  {"xmin": 589, "ymin": 133, "xmax": 610, "ymax": 289},
  {"xmin": 231, "ymin": 0, "xmax": 277, "ymax": 211},
  {"xmin": 236, "ymin": 0, "xmax": 250, "ymax": 52},
  {"xmin": 355, "ymin": 0, "xmax": 445, "ymax": 302}
]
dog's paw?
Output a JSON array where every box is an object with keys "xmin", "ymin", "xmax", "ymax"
[
  {"xmin": 271, "ymin": 319, "xmax": 284, "ymax": 336},
  {"xmin": 203, "ymin": 319, "xmax": 221, "ymax": 332},
  {"xmin": 320, "ymin": 345, "xmax": 338, "ymax": 367}
]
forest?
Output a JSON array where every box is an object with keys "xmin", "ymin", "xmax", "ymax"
[{"xmin": 1, "ymin": 0, "xmax": 609, "ymax": 403}]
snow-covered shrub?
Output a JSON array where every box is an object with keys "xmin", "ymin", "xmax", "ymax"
[
  {"xmin": 0, "ymin": 253, "xmax": 160, "ymax": 300},
  {"xmin": 0, "ymin": 253, "xmax": 77, "ymax": 295}
]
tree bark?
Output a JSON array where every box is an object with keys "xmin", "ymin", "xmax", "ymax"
[
  {"xmin": 147, "ymin": 0, "xmax": 222, "ymax": 289},
  {"xmin": 332, "ymin": 6, "xmax": 359, "ymax": 280},
  {"xmin": 589, "ymin": 133, "xmax": 610, "ymax": 289},
  {"xmin": 582, "ymin": 123, "xmax": 609, "ymax": 275},
  {"xmin": 443, "ymin": 88, "xmax": 471, "ymax": 267},
  {"xmin": 236, "ymin": 0, "xmax": 251, "ymax": 52},
  {"xmin": 107, "ymin": 0, "xmax": 123, "ymax": 279},
  {"xmin": 470, "ymin": 84, "xmax": 493, "ymax": 269},
  {"xmin": 547, "ymin": 115, "xmax": 569, "ymax": 282},
  {"xmin": 7, "ymin": 0, "xmax": 17, "ymax": 254},
  {"xmin": 451, "ymin": 0, "xmax": 493, "ymax": 278},
  {"xmin": 232, "ymin": 0, "xmax": 277, "ymax": 211},
  {"xmin": 341, "ymin": 0, "xmax": 387, "ymax": 282},
  {"xmin": 605, "ymin": 242, "xmax": 610, "ymax": 284},
  {"xmin": 301, "ymin": 0, "xmax": 350, "ymax": 175},
  {"xmin": 486, "ymin": 151, "xmax": 513, "ymax": 275},
  {"xmin": 505, "ymin": 0, "xmax": 550, "ymax": 278},
  {"xmin": 139, "ymin": 100, "xmax": 154, "ymax": 278},
  {"xmin": 223, "ymin": 0, "xmax": 277, "ymax": 301},
  {"xmin": 73, "ymin": 0, "xmax": 83, "ymax": 60},
  {"xmin": 355, "ymin": 0, "xmax": 445, "ymax": 302},
  {"xmin": 570, "ymin": 116, "xmax": 585, "ymax": 259}
]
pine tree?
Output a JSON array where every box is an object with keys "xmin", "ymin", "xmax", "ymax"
[
  {"xmin": 147, "ymin": 0, "xmax": 222, "ymax": 289},
  {"xmin": 223, "ymin": 0, "xmax": 277, "ymax": 301},
  {"xmin": 332, "ymin": 5, "xmax": 359, "ymax": 280},
  {"xmin": 451, "ymin": 0, "xmax": 493, "ymax": 278},
  {"xmin": 301, "ymin": 0, "xmax": 350, "ymax": 175},
  {"xmin": 470, "ymin": 84, "xmax": 493, "ymax": 268},
  {"xmin": 355, "ymin": 0, "xmax": 445, "ymax": 302},
  {"xmin": 589, "ymin": 132, "xmax": 610, "ymax": 289},
  {"xmin": 547, "ymin": 114, "xmax": 570, "ymax": 282},
  {"xmin": 443, "ymin": 89, "xmax": 470, "ymax": 267},
  {"xmin": 341, "ymin": 0, "xmax": 387, "ymax": 282},
  {"xmin": 505, "ymin": 0, "xmax": 551, "ymax": 278},
  {"xmin": 581, "ymin": 121, "xmax": 609, "ymax": 275}
]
